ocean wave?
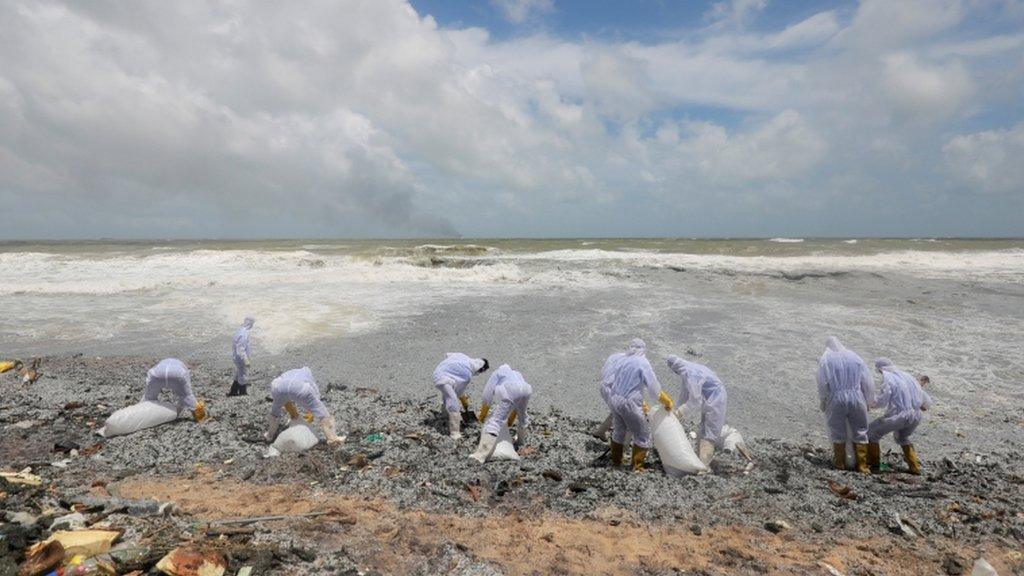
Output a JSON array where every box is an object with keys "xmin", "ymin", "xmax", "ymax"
[{"xmin": 769, "ymin": 238, "xmax": 805, "ymax": 243}]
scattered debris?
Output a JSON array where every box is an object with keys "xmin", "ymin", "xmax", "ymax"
[
  {"xmin": 764, "ymin": 519, "xmax": 791, "ymax": 534},
  {"xmin": 1, "ymin": 469, "xmax": 42, "ymax": 486},
  {"xmin": 18, "ymin": 540, "xmax": 64, "ymax": 576},
  {"xmin": 971, "ymin": 558, "xmax": 997, "ymax": 576},
  {"xmin": 43, "ymin": 529, "xmax": 122, "ymax": 560},
  {"xmin": 541, "ymin": 469, "xmax": 563, "ymax": 482},
  {"xmin": 154, "ymin": 546, "xmax": 227, "ymax": 576},
  {"xmin": 827, "ymin": 480, "xmax": 858, "ymax": 500},
  {"xmin": 818, "ymin": 561, "xmax": 846, "ymax": 576},
  {"xmin": 206, "ymin": 512, "xmax": 330, "ymax": 526}
]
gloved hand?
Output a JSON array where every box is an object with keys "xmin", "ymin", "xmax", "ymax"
[
  {"xmin": 303, "ymin": 412, "xmax": 314, "ymax": 423},
  {"xmin": 642, "ymin": 401, "xmax": 650, "ymax": 415},
  {"xmin": 284, "ymin": 401, "xmax": 299, "ymax": 420},
  {"xmin": 321, "ymin": 416, "xmax": 345, "ymax": 445},
  {"xmin": 477, "ymin": 403, "xmax": 490, "ymax": 423},
  {"xmin": 192, "ymin": 401, "xmax": 207, "ymax": 422},
  {"xmin": 658, "ymin": 391, "xmax": 674, "ymax": 412},
  {"xmin": 243, "ymin": 356, "xmax": 251, "ymax": 368},
  {"xmin": 507, "ymin": 410, "xmax": 518, "ymax": 427},
  {"xmin": 458, "ymin": 395, "xmax": 470, "ymax": 412}
]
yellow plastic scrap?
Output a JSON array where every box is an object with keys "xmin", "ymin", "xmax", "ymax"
[
  {"xmin": 44, "ymin": 529, "xmax": 121, "ymax": 560},
  {"xmin": 0, "ymin": 469, "xmax": 42, "ymax": 486},
  {"xmin": 0, "ymin": 360, "xmax": 18, "ymax": 373}
]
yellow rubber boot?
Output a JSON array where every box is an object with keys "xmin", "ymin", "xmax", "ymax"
[
  {"xmin": 854, "ymin": 443, "xmax": 870, "ymax": 474},
  {"xmin": 867, "ymin": 442, "xmax": 881, "ymax": 470},
  {"xmin": 610, "ymin": 441, "xmax": 624, "ymax": 466},
  {"xmin": 507, "ymin": 410, "xmax": 517, "ymax": 427},
  {"xmin": 902, "ymin": 444, "xmax": 921, "ymax": 475},
  {"xmin": 832, "ymin": 443, "xmax": 846, "ymax": 470},
  {"xmin": 631, "ymin": 445, "xmax": 648, "ymax": 472}
]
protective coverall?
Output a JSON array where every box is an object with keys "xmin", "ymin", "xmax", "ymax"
[
  {"xmin": 591, "ymin": 338, "xmax": 645, "ymax": 440},
  {"xmin": 143, "ymin": 358, "xmax": 205, "ymax": 421},
  {"xmin": 868, "ymin": 358, "xmax": 932, "ymax": 474},
  {"xmin": 666, "ymin": 355, "xmax": 728, "ymax": 465},
  {"xmin": 267, "ymin": 367, "xmax": 343, "ymax": 444},
  {"xmin": 817, "ymin": 337, "xmax": 875, "ymax": 473},
  {"xmin": 607, "ymin": 339, "xmax": 673, "ymax": 471},
  {"xmin": 432, "ymin": 353, "xmax": 488, "ymax": 439},
  {"xmin": 470, "ymin": 364, "xmax": 532, "ymax": 463},
  {"xmin": 227, "ymin": 317, "xmax": 254, "ymax": 397}
]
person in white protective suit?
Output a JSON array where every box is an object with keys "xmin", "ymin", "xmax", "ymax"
[
  {"xmin": 227, "ymin": 317, "xmax": 255, "ymax": 397},
  {"xmin": 666, "ymin": 355, "xmax": 730, "ymax": 466},
  {"xmin": 265, "ymin": 367, "xmax": 344, "ymax": 445},
  {"xmin": 590, "ymin": 339, "xmax": 647, "ymax": 440},
  {"xmin": 867, "ymin": 358, "xmax": 932, "ymax": 475},
  {"xmin": 817, "ymin": 337, "xmax": 875, "ymax": 474},
  {"xmin": 607, "ymin": 338, "xmax": 674, "ymax": 471},
  {"xmin": 143, "ymin": 358, "xmax": 206, "ymax": 422},
  {"xmin": 469, "ymin": 364, "xmax": 532, "ymax": 463},
  {"xmin": 432, "ymin": 353, "xmax": 489, "ymax": 439}
]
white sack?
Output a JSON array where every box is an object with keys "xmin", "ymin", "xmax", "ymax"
[
  {"xmin": 488, "ymin": 424, "xmax": 520, "ymax": 461},
  {"xmin": 99, "ymin": 401, "xmax": 179, "ymax": 438},
  {"xmin": 266, "ymin": 420, "xmax": 319, "ymax": 457},
  {"xmin": 650, "ymin": 406, "xmax": 708, "ymax": 476}
]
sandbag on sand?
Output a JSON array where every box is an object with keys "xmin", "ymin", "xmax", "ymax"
[
  {"xmin": 265, "ymin": 420, "xmax": 319, "ymax": 457},
  {"xmin": 99, "ymin": 400, "xmax": 179, "ymax": 438},
  {"xmin": 487, "ymin": 424, "xmax": 520, "ymax": 461},
  {"xmin": 650, "ymin": 406, "xmax": 708, "ymax": 476}
]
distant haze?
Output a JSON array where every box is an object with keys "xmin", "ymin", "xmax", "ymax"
[{"xmin": 1, "ymin": 0, "xmax": 1022, "ymax": 239}]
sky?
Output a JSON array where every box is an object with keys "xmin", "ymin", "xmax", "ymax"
[{"xmin": 1, "ymin": 0, "xmax": 1022, "ymax": 239}]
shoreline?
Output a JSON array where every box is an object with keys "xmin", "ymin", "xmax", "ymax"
[{"xmin": 2, "ymin": 354, "xmax": 1022, "ymax": 574}]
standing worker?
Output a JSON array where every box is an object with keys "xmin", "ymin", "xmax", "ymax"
[
  {"xmin": 590, "ymin": 338, "xmax": 646, "ymax": 440},
  {"xmin": 817, "ymin": 337, "xmax": 876, "ymax": 474},
  {"xmin": 666, "ymin": 355, "xmax": 728, "ymax": 466},
  {"xmin": 868, "ymin": 359, "xmax": 932, "ymax": 474},
  {"xmin": 432, "ymin": 353, "xmax": 489, "ymax": 439},
  {"xmin": 607, "ymin": 338, "xmax": 674, "ymax": 471},
  {"xmin": 470, "ymin": 364, "xmax": 532, "ymax": 463},
  {"xmin": 143, "ymin": 358, "xmax": 206, "ymax": 422},
  {"xmin": 266, "ymin": 367, "xmax": 344, "ymax": 444},
  {"xmin": 227, "ymin": 316, "xmax": 255, "ymax": 397}
]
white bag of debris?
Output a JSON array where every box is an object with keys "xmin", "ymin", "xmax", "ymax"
[
  {"xmin": 265, "ymin": 420, "xmax": 319, "ymax": 457},
  {"xmin": 99, "ymin": 401, "xmax": 179, "ymax": 438},
  {"xmin": 488, "ymin": 424, "xmax": 521, "ymax": 461},
  {"xmin": 720, "ymin": 425, "xmax": 744, "ymax": 452},
  {"xmin": 650, "ymin": 407, "xmax": 708, "ymax": 476}
]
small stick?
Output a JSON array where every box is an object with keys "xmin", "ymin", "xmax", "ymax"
[{"xmin": 208, "ymin": 511, "xmax": 330, "ymax": 526}]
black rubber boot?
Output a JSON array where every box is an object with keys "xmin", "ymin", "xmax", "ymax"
[{"xmin": 227, "ymin": 381, "xmax": 241, "ymax": 397}]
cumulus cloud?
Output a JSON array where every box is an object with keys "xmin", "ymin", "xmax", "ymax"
[
  {"xmin": 0, "ymin": 0, "xmax": 1021, "ymax": 238},
  {"xmin": 491, "ymin": 0, "xmax": 554, "ymax": 24},
  {"xmin": 944, "ymin": 124, "xmax": 1024, "ymax": 194}
]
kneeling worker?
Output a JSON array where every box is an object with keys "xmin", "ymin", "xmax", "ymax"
[
  {"xmin": 470, "ymin": 364, "xmax": 532, "ymax": 463},
  {"xmin": 144, "ymin": 358, "xmax": 206, "ymax": 422},
  {"xmin": 266, "ymin": 367, "xmax": 344, "ymax": 444}
]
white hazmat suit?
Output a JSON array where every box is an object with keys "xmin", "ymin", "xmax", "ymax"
[
  {"xmin": 867, "ymin": 358, "xmax": 932, "ymax": 474},
  {"xmin": 228, "ymin": 317, "xmax": 254, "ymax": 396},
  {"xmin": 470, "ymin": 364, "xmax": 532, "ymax": 463},
  {"xmin": 608, "ymin": 339, "xmax": 670, "ymax": 453},
  {"xmin": 816, "ymin": 337, "xmax": 875, "ymax": 472},
  {"xmin": 432, "ymin": 353, "xmax": 488, "ymax": 439},
  {"xmin": 666, "ymin": 355, "xmax": 728, "ymax": 465},
  {"xmin": 591, "ymin": 338, "xmax": 645, "ymax": 440},
  {"xmin": 143, "ymin": 358, "xmax": 198, "ymax": 413},
  {"xmin": 267, "ymin": 367, "xmax": 342, "ymax": 444}
]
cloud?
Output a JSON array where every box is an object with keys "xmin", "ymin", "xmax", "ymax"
[
  {"xmin": 0, "ymin": 0, "xmax": 1021, "ymax": 238},
  {"xmin": 491, "ymin": 0, "xmax": 554, "ymax": 25},
  {"xmin": 943, "ymin": 123, "xmax": 1024, "ymax": 194}
]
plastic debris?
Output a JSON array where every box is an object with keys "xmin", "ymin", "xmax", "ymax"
[
  {"xmin": 363, "ymin": 433, "xmax": 384, "ymax": 443},
  {"xmin": 971, "ymin": 558, "xmax": 997, "ymax": 576},
  {"xmin": 1, "ymin": 469, "xmax": 43, "ymax": 486},
  {"xmin": 154, "ymin": 546, "xmax": 227, "ymax": 576},
  {"xmin": 43, "ymin": 530, "xmax": 121, "ymax": 560},
  {"xmin": 49, "ymin": 513, "xmax": 88, "ymax": 531},
  {"xmin": 18, "ymin": 540, "xmax": 63, "ymax": 576}
]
